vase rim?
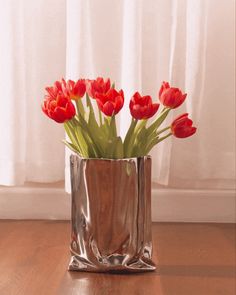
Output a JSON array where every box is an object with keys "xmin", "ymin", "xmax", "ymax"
[{"xmin": 70, "ymin": 154, "xmax": 151, "ymax": 162}]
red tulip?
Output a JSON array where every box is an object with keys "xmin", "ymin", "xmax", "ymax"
[
  {"xmin": 65, "ymin": 79, "xmax": 86, "ymax": 100},
  {"xmin": 45, "ymin": 79, "xmax": 66, "ymax": 98},
  {"xmin": 96, "ymin": 88, "xmax": 124, "ymax": 116},
  {"xmin": 129, "ymin": 92, "xmax": 159, "ymax": 120},
  {"xmin": 159, "ymin": 81, "xmax": 187, "ymax": 109},
  {"xmin": 86, "ymin": 77, "xmax": 111, "ymax": 98},
  {"xmin": 42, "ymin": 83, "xmax": 76, "ymax": 123},
  {"xmin": 171, "ymin": 113, "xmax": 197, "ymax": 138}
]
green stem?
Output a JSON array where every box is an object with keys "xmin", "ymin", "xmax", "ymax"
[
  {"xmin": 145, "ymin": 132, "xmax": 172, "ymax": 155},
  {"xmin": 161, "ymin": 107, "xmax": 168, "ymax": 113},
  {"xmin": 157, "ymin": 132, "xmax": 172, "ymax": 144},
  {"xmin": 75, "ymin": 99, "xmax": 85, "ymax": 117},
  {"xmin": 98, "ymin": 108, "xmax": 103, "ymax": 126},
  {"xmin": 147, "ymin": 108, "xmax": 170, "ymax": 135},
  {"xmin": 136, "ymin": 119, "xmax": 147, "ymax": 131},
  {"xmin": 156, "ymin": 126, "xmax": 171, "ymax": 136}
]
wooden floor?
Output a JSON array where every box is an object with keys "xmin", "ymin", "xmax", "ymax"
[{"xmin": 0, "ymin": 221, "xmax": 235, "ymax": 295}]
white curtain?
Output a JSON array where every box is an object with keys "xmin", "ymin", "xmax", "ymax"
[
  {"xmin": 0, "ymin": 0, "xmax": 235, "ymax": 190},
  {"xmin": 0, "ymin": 0, "xmax": 66, "ymax": 185}
]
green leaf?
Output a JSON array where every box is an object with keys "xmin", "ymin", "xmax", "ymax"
[
  {"xmin": 67, "ymin": 119, "xmax": 95, "ymax": 157},
  {"xmin": 105, "ymin": 136, "xmax": 124, "ymax": 159},
  {"xmin": 123, "ymin": 119, "xmax": 138, "ymax": 157},
  {"xmin": 64, "ymin": 121, "xmax": 82, "ymax": 154},
  {"xmin": 133, "ymin": 126, "xmax": 150, "ymax": 157},
  {"xmin": 62, "ymin": 140, "xmax": 81, "ymax": 155},
  {"xmin": 114, "ymin": 136, "xmax": 124, "ymax": 158},
  {"xmin": 98, "ymin": 108, "xmax": 103, "ymax": 126},
  {"xmin": 73, "ymin": 125, "xmax": 90, "ymax": 157},
  {"xmin": 85, "ymin": 94, "xmax": 107, "ymax": 154},
  {"xmin": 147, "ymin": 108, "xmax": 170, "ymax": 136},
  {"xmin": 79, "ymin": 127, "xmax": 97, "ymax": 158},
  {"xmin": 101, "ymin": 117, "xmax": 111, "ymax": 137},
  {"xmin": 76, "ymin": 112, "xmax": 102, "ymax": 157},
  {"xmin": 66, "ymin": 119, "xmax": 98, "ymax": 158},
  {"xmin": 126, "ymin": 120, "xmax": 147, "ymax": 157},
  {"xmin": 109, "ymin": 114, "xmax": 117, "ymax": 138}
]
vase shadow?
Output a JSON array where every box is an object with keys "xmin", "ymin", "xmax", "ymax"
[{"xmin": 57, "ymin": 264, "xmax": 235, "ymax": 295}]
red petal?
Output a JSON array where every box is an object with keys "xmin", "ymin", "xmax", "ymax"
[
  {"xmin": 42, "ymin": 102, "xmax": 49, "ymax": 117},
  {"xmin": 51, "ymin": 107, "xmax": 67, "ymax": 123},
  {"xmin": 114, "ymin": 96, "xmax": 124, "ymax": 113},
  {"xmin": 74, "ymin": 79, "xmax": 86, "ymax": 98},
  {"xmin": 173, "ymin": 126, "xmax": 196, "ymax": 138},
  {"xmin": 159, "ymin": 81, "xmax": 170, "ymax": 98},
  {"xmin": 54, "ymin": 81, "xmax": 63, "ymax": 92},
  {"xmin": 148, "ymin": 103, "xmax": 159, "ymax": 118},
  {"xmin": 65, "ymin": 101, "xmax": 76, "ymax": 119},
  {"xmin": 45, "ymin": 86, "xmax": 57, "ymax": 98},
  {"xmin": 172, "ymin": 113, "xmax": 189, "ymax": 126},
  {"xmin": 57, "ymin": 95, "xmax": 68, "ymax": 107},
  {"xmin": 130, "ymin": 104, "xmax": 143, "ymax": 120},
  {"xmin": 102, "ymin": 101, "xmax": 115, "ymax": 116},
  {"xmin": 104, "ymin": 78, "xmax": 111, "ymax": 92},
  {"xmin": 96, "ymin": 100, "xmax": 104, "ymax": 112},
  {"xmin": 132, "ymin": 92, "xmax": 142, "ymax": 103}
]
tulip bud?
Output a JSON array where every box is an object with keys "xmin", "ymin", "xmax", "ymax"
[
  {"xmin": 159, "ymin": 81, "xmax": 187, "ymax": 109},
  {"xmin": 171, "ymin": 113, "xmax": 197, "ymax": 138}
]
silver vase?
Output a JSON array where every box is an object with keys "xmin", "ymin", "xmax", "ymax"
[{"xmin": 68, "ymin": 155, "xmax": 156, "ymax": 273}]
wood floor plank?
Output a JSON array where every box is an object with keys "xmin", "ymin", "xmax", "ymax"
[{"xmin": 0, "ymin": 221, "xmax": 235, "ymax": 295}]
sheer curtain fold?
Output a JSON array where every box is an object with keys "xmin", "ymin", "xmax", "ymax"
[
  {"xmin": 0, "ymin": 0, "xmax": 66, "ymax": 185},
  {"xmin": 168, "ymin": 0, "xmax": 235, "ymax": 188},
  {"xmin": 0, "ymin": 0, "xmax": 235, "ymax": 189}
]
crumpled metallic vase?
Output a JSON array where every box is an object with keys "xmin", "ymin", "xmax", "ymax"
[{"xmin": 69, "ymin": 155, "xmax": 156, "ymax": 273}]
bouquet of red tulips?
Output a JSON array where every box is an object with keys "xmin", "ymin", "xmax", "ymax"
[{"xmin": 42, "ymin": 77, "xmax": 196, "ymax": 158}]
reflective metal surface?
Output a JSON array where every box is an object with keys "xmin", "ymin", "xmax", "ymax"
[{"xmin": 69, "ymin": 155, "xmax": 156, "ymax": 273}]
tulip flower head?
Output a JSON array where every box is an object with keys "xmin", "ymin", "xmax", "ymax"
[
  {"xmin": 41, "ymin": 77, "xmax": 197, "ymax": 158},
  {"xmin": 42, "ymin": 81, "xmax": 76, "ymax": 123},
  {"xmin": 65, "ymin": 79, "xmax": 86, "ymax": 100},
  {"xmin": 86, "ymin": 77, "xmax": 111, "ymax": 98},
  {"xmin": 45, "ymin": 80, "xmax": 65, "ymax": 98},
  {"xmin": 129, "ymin": 92, "xmax": 159, "ymax": 120},
  {"xmin": 159, "ymin": 81, "xmax": 187, "ymax": 109},
  {"xmin": 96, "ymin": 88, "xmax": 124, "ymax": 116},
  {"xmin": 171, "ymin": 113, "xmax": 197, "ymax": 138}
]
